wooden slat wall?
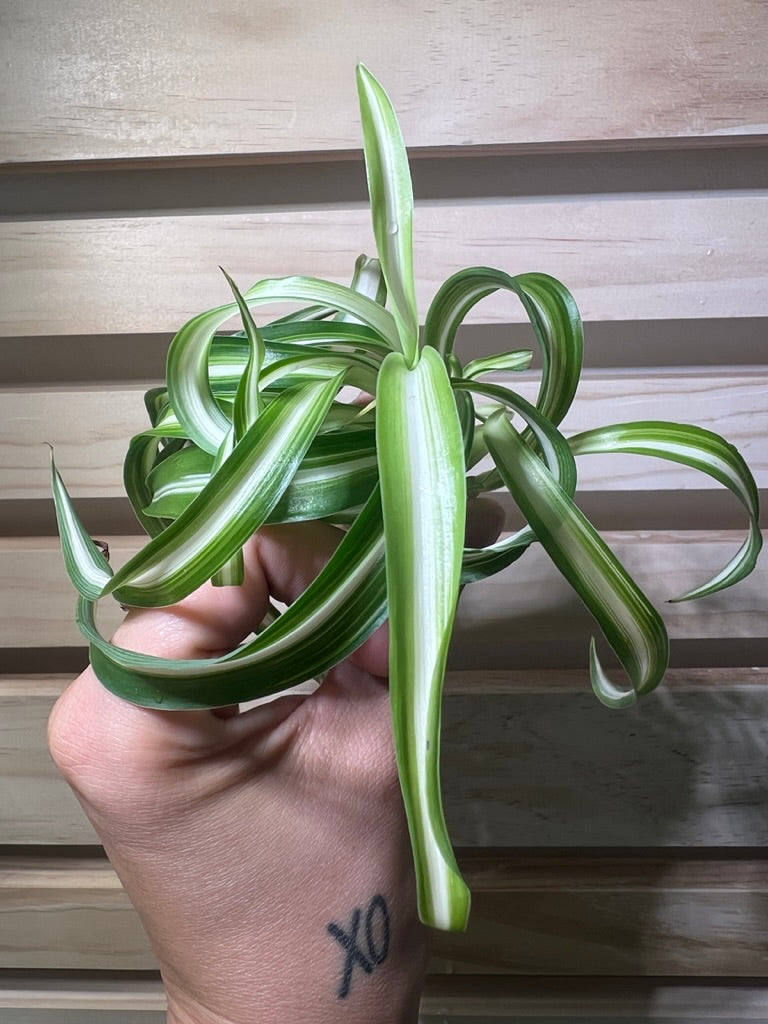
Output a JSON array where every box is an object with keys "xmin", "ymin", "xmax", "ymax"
[{"xmin": 1, "ymin": 1, "xmax": 767, "ymax": 1020}]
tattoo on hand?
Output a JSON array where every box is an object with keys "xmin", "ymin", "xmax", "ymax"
[{"xmin": 327, "ymin": 893, "xmax": 390, "ymax": 998}]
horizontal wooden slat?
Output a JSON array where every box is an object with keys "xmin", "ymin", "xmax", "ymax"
[
  {"xmin": 1, "ymin": 854, "xmax": 765, "ymax": 975},
  {"xmin": 3, "ymin": 0, "xmax": 766, "ymax": 165},
  {"xmin": 3, "ymin": 195, "xmax": 767, "ymax": 337},
  {"xmin": 2, "ymin": 975, "xmax": 768, "ymax": 1021},
  {"xmin": 5, "ymin": 370, "xmax": 766, "ymax": 502},
  {"xmin": 419, "ymin": 976, "xmax": 768, "ymax": 1020},
  {"xmin": 2, "ymin": 669, "xmax": 766, "ymax": 847},
  {"xmin": 5, "ymin": 531, "xmax": 766, "ymax": 652}
]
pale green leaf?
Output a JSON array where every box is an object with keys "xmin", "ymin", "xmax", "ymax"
[
  {"xmin": 377, "ymin": 346, "xmax": 469, "ymax": 931},
  {"xmin": 357, "ymin": 64, "xmax": 419, "ymax": 364}
]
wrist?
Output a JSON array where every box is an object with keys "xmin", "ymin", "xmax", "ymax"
[{"xmin": 163, "ymin": 888, "xmax": 430, "ymax": 1024}]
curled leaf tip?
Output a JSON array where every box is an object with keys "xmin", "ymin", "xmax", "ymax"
[{"xmin": 589, "ymin": 639, "xmax": 638, "ymax": 709}]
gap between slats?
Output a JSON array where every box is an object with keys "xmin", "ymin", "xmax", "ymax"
[
  {"xmin": 3, "ymin": 143, "xmax": 767, "ymax": 220},
  {"xmin": 2, "ymin": 321, "xmax": 767, "ymax": 387}
]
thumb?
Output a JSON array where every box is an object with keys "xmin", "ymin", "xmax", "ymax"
[{"xmin": 48, "ymin": 522, "xmax": 348, "ymax": 775}]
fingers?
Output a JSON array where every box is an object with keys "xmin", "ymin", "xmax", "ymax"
[
  {"xmin": 107, "ymin": 494, "xmax": 503, "ymax": 665},
  {"xmin": 465, "ymin": 496, "xmax": 506, "ymax": 548},
  {"xmin": 344, "ymin": 495, "xmax": 505, "ymax": 680},
  {"xmin": 65, "ymin": 496, "xmax": 504, "ymax": 717},
  {"xmin": 50, "ymin": 521, "xmax": 349, "ymax": 768},
  {"xmin": 110, "ymin": 520, "xmax": 346, "ymax": 662}
]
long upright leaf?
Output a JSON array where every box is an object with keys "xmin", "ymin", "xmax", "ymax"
[
  {"xmin": 357, "ymin": 64, "xmax": 419, "ymax": 365},
  {"xmin": 377, "ymin": 346, "xmax": 469, "ymax": 930}
]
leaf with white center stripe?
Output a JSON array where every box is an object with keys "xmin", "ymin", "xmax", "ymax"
[
  {"xmin": 50, "ymin": 449, "xmax": 113, "ymax": 600},
  {"xmin": 222, "ymin": 268, "xmax": 266, "ymax": 437},
  {"xmin": 569, "ymin": 421, "xmax": 763, "ymax": 600},
  {"xmin": 357, "ymin": 65, "xmax": 419, "ymax": 365},
  {"xmin": 454, "ymin": 378, "xmax": 578, "ymax": 584},
  {"xmin": 144, "ymin": 431, "xmax": 380, "ymax": 525},
  {"xmin": 78, "ymin": 489, "xmax": 388, "ymax": 708},
  {"xmin": 168, "ymin": 278, "xmax": 399, "ymax": 453},
  {"xmin": 463, "ymin": 349, "xmax": 534, "ymax": 379},
  {"xmin": 484, "ymin": 410, "xmax": 670, "ymax": 708},
  {"xmin": 104, "ymin": 374, "xmax": 344, "ymax": 607},
  {"xmin": 377, "ymin": 346, "xmax": 469, "ymax": 931}
]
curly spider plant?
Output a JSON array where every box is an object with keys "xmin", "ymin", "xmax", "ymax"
[{"xmin": 51, "ymin": 64, "xmax": 762, "ymax": 932}]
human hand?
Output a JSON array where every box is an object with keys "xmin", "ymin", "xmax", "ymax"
[{"xmin": 48, "ymin": 500, "xmax": 503, "ymax": 1024}]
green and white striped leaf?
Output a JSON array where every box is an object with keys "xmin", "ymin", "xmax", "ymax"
[
  {"xmin": 377, "ymin": 346, "xmax": 469, "ymax": 931},
  {"xmin": 209, "ymin": 425, "xmax": 244, "ymax": 587},
  {"xmin": 104, "ymin": 375, "xmax": 344, "ymax": 607},
  {"xmin": 50, "ymin": 450, "xmax": 113, "ymax": 600},
  {"xmin": 123, "ymin": 434, "xmax": 176, "ymax": 537},
  {"xmin": 569, "ymin": 421, "xmax": 763, "ymax": 600},
  {"xmin": 334, "ymin": 253, "xmax": 387, "ymax": 322},
  {"xmin": 144, "ymin": 445, "xmax": 213, "ymax": 518},
  {"xmin": 463, "ymin": 349, "xmax": 534, "ymax": 379},
  {"xmin": 168, "ymin": 278, "xmax": 399, "ymax": 453},
  {"xmin": 357, "ymin": 64, "xmax": 419, "ymax": 365},
  {"xmin": 258, "ymin": 350, "xmax": 380, "ymax": 396},
  {"xmin": 424, "ymin": 268, "xmax": 583, "ymax": 431},
  {"xmin": 145, "ymin": 432, "xmax": 380, "ymax": 525},
  {"xmin": 78, "ymin": 489, "xmax": 388, "ymax": 708},
  {"xmin": 222, "ymin": 268, "xmax": 266, "ymax": 437},
  {"xmin": 484, "ymin": 410, "xmax": 670, "ymax": 708},
  {"xmin": 208, "ymin": 323, "xmax": 390, "ymax": 394},
  {"xmin": 454, "ymin": 378, "xmax": 579, "ymax": 584}
]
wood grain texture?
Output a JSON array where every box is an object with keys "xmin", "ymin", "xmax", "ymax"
[
  {"xmin": 2, "ymin": 669, "xmax": 766, "ymax": 847},
  {"xmin": 419, "ymin": 976, "xmax": 768, "ymax": 1020},
  {"xmin": 3, "ymin": 975, "xmax": 768, "ymax": 1021},
  {"xmin": 5, "ymin": 370, "xmax": 765, "ymax": 502},
  {"xmin": 3, "ymin": 195, "xmax": 767, "ymax": 337},
  {"xmin": 2, "ymin": 0, "xmax": 767, "ymax": 164},
  {"xmin": 1, "ymin": 854, "xmax": 765, "ymax": 975},
  {"xmin": 1, "ymin": 531, "xmax": 765, "ymax": 651}
]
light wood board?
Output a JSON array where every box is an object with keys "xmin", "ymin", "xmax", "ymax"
[
  {"xmin": 5, "ymin": 370, "xmax": 765, "ymax": 501},
  {"xmin": 2, "ymin": 0, "xmax": 766, "ymax": 164},
  {"xmin": 1, "ymin": 531, "xmax": 765, "ymax": 651},
  {"xmin": 2, "ymin": 669, "xmax": 766, "ymax": 848},
  {"xmin": 3, "ymin": 195, "xmax": 767, "ymax": 336},
  {"xmin": 1, "ymin": 854, "xmax": 765, "ymax": 975},
  {"xmin": 3, "ymin": 975, "xmax": 768, "ymax": 1021}
]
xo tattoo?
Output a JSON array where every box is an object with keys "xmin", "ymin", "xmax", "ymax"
[{"xmin": 327, "ymin": 893, "xmax": 391, "ymax": 998}]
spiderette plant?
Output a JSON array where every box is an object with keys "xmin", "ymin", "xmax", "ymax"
[{"xmin": 51, "ymin": 65, "xmax": 762, "ymax": 932}]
